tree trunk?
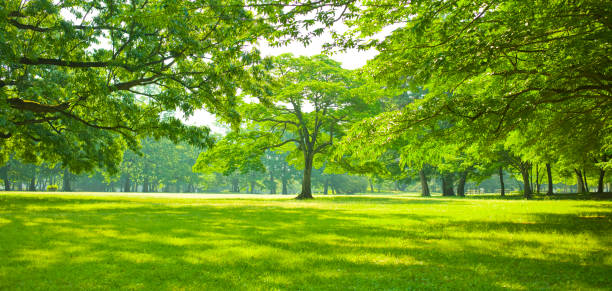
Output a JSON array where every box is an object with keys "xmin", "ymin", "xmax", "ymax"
[
  {"xmin": 456, "ymin": 170, "xmax": 468, "ymax": 197},
  {"xmin": 231, "ymin": 178, "xmax": 239, "ymax": 192},
  {"xmin": 546, "ymin": 163, "xmax": 553, "ymax": 195},
  {"xmin": 28, "ymin": 176, "xmax": 36, "ymax": 191},
  {"xmin": 419, "ymin": 169, "xmax": 430, "ymax": 197},
  {"xmin": 1, "ymin": 166, "xmax": 11, "ymax": 191},
  {"xmin": 296, "ymin": 152, "xmax": 314, "ymax": 199},
  {"xmin": 123, "ymin": 176, "xmax": 131, "ymax": 192},
  {"xmin": 281, "ymin": 177, "xmax": 288, "ymax": 195},
  {"xmin": 143, "ymin": 178, "xmax": 149, "ymax": 192},
  {"xmin": 249, "ymin": 181, "xmax": 255, "ymax": 194},
  {"xmin": 519, "ymin": 162, "xmax": 532, "ymax": 198},
  {"xmin": 535, "ymin": 165, "xmax": 540, "ymax": 194},
  {"xmin": 597, "ymin": 168, "xmax": 605, "ymax": 194},
  {"xmin": 575, "ymin": 169, "xmax": 585, "ymax": 193},
  {"xmin": 369, "ymin": 178, "xmax": 374, "ymax": 193},
  {"xmin": 62, "ymin": 169, "xmax": 71, "ymax": 192},
  {"xmin": 323, "ymin": 177, "xmax": 329, "ymax": 195},
  {"xmin": 499, "ymin": 167, "xmax": 505, "ymax": 197},
  {"xmin": 269, "ymin": 173, "xmax": 276, "ymax": 194},
  {"xmin": 441, "ymin": 173, "xmax": 455, "ymax": 196},
  {"xmin": 582, "ymin": 169, "xmax": 589, "ymax": 193}
]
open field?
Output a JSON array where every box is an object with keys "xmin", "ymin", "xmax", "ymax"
[{"xmin": 0, "ymin": 192, "xmax": 610, "ymax": 290}]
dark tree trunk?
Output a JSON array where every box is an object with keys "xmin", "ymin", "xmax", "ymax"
[
  {"xmin": 535, "ymin": 165, "xmax": 540, "ymax": 194},
  {"xmin": 419, "ymin": 170, "xmax": 430, "ymax": 197},
  {"xmin": 457, "ymin": 170, "xmax": 468, "ymax": 197},
  {"xmin": 296, "ymin": 152, "xmax": 314, "ymax": 199},
  {"xmin": 281, "ymin": 177, "xmax": 288, "ymax": 195},
  {"xmin": 499, "ymin": 167, "xmax": 505, "ymax": 197},
  {"xmin": 575, "ymin": 169, "xmax": 585, "ymax": 193},
  {"xmin": 249, "ymin": 181, "xmax": 255, "ymax": 194},
  {"xmin": 143, "ymin": 178, "xmax": 149, "ymax": 192},
  {"xmin": 123, "ymin": 176, "xmax": 131, "ymax": 192},
  {"xmin": 28, "ymin": 176, "xmax": 36, "ymax": 191},
  {"xmin": 323, "ymin": 177, "xmax": 329, "ymax": 195},
  {"xmin": 546, "ymin": 163, "xmax": 553, "ymax": 195},
  {"xmin": 582, "ymin": 169, "xmax": 589, "ymax": 193},
  {"xmin": 269, "ymin": 173, "xmax": 276, "ymax": 194},
  {"xmin": 369, "ymin": 178, "xmax": 374, "ymax": 193},
  {"xmin": 519, "ymin": 162, "xmax": 532, "ymax": 198},
  {"xmin": 441, "ymin": 174, "xmax": 455, "ymax": 196},
  {"xmin": 62, "ymin": 169, "xmax": 71, "ymax": 192},
  {"xmin": 231, "ymin": 178, "xmax": 239, "ymax": 193},
  {"xmin": 597, "ymin": 169, "xmax": 605, "ymax": 194},
  {"xmin": 1, "ymin": 166, "xmax": 11, "ymax": 191}
]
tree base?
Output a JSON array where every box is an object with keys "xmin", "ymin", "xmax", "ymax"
[{"xmin": 295, "ymin": 192, "xmax": 314, "ymax": 200}]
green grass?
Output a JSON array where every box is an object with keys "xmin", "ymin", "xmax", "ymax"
[{"xmin": 0, "ymin": 192, "xmax": 610, "ymax": 290}]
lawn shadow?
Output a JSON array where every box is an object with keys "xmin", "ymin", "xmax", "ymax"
[{"xmin": 0, "ymin": 195, "xmax": 610, "ymax": 290}]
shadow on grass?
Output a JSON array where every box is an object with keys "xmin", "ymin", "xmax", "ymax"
[
  {"xmin": 320, "ymin": 196, "xmax": 458, "ymax": 205},
  {"xmin": 0, "ymin": 195, "xmax": 610, "ymax": 290},
  {"xmin": 459, "ymin": 192, "xmax": 612, "ymax": 200}
]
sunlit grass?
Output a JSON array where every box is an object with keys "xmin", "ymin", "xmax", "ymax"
[{"xmin": 0, "ymin": 192, "xmax": 610, "ymax": 290}]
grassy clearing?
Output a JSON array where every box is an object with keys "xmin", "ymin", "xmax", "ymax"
[{"xmin": 0, "ymin": 192, "xmax": 610, "ymax": 290}]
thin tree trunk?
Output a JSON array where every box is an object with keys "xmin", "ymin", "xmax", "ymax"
[
  {"xmin": 231, "ymin": 178, "xmax": 239, "ymax": 193},
  {"xmin": 582, "ymin": 169, "xmax": 589, "ymax": 193},
  {"xmin": 535, "ymin": 165, "xmax": 540, "ymax": 194},
  {"xmin": 269, "ymin": 173, "xmax": 276, "ymax": 194},
  {"xmin": 597, "ymin": 169, "xmax": 605, "ymax": 194},
  {"xmin": 457, "ymin": 170, "xmax": 468, "ymax": 197},
  {"xmin": 296, "ymin": 152, "xmax": 314, "ymax": 199},
  {"xmin": 250, "ymin": 181, "xmax": 255, "ymax": 194},
  {"xmin": 369, "ymin": 178, "xmax": 374, "ymax": 193},
  {"xmin": 123, "ymin": 176, "xmax": 131, "ymax": 192},
  {"xmin": 574, "ymin": 169, "xmax": 584, "ymax": 193},
  {"xmin": 282, "ymin": 177, "xmax": 288, "ymax": 195},
  {"xmin": 143, "ymin": 178, "xmax": 149, "ymax": 192},
  {"xmin": 28, "ymin": 176, "xmax": 36, "ymax": 191},
  {"xmin": 499, "ymin": 167, "xmax": 505, "ymax": 197},
  {"xmin": 419, "ymin": 169, "xmax": 430, "ymax": 197},
  {"xmin": 1, "ymin": 166, "xmax": 11, "ymax": 191},
  {"xmin": 519, "ymin": 162, "xmax": 532, "ymax": 198},
  {"xmin": 546, "ymin": 163, "xmax": 553, "ymax": 195},
  {"xmin": 323, "ymin": 177, "xmax": 329, "ymax": 195},
  {"xmin": 62, "ymin": 169, "xmax": 71, "ymax": 192}
]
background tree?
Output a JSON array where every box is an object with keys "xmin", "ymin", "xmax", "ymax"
[{"xmin": 234, "ymin": 54, "xmax": 369, "ymax": 199}]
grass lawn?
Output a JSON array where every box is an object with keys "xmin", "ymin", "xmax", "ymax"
[{"xmin": 0, "ymin": 192, "xmax": 610, "ymax": 290}]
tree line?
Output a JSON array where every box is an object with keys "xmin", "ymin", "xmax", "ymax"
[{"xmin": 1, "ymin": 0, "xmax": 609, "ymax": 199}]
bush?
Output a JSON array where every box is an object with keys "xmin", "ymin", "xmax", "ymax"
[{"xmin": 47, "ymin": 184, "xmax": 59, "ymax": 191}]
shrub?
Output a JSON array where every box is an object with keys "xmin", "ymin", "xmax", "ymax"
[{"xmin": 47, "ymin": 184, "xmax": 59, "ymax": 191}]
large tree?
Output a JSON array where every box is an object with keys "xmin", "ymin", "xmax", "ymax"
[
  {"xmin": 334, "ymin": 0, "xmax": 610, "ymax": 196},
  {"xmin": 0, "ymin": 0, "xmax": 355, "ymax": 173},
  {"xmin": 195, "ymin": 54, "xmax": 369, "ymax": 199}
]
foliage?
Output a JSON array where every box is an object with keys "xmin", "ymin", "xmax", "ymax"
[
  {"xmin": 46, "ymin": 184, "xmax": 58, "ymax": 191},
  {"xmin": 335, "ymin": 0, "xmax": 611, "ymax": 197},
  {"xmin": 195, "ymin": 54, "xmax": 372, "ymax": 198},
  {"xmin": 1, "ymin": 0, "xmax": 342, "ymax": 172}
]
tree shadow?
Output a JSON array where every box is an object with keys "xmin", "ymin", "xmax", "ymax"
[{"xmin": 0, "ymin": 195, "xmax": 610, "ymax": 290}]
